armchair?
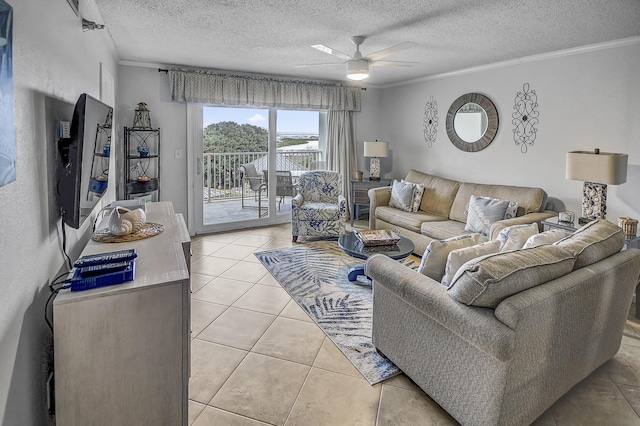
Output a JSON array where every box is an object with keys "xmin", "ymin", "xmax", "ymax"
[{"xmin": 291, "ymin": 171, "xmax": 347, "ymax": 242}]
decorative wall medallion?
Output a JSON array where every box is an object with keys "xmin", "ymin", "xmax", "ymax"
[
  {"xmin": 512, "ymin": 83, "xmax": 539, "ymax": 153},
  {"xmin": 423, "ymin": 96, "xmax": 438, "ymax": 148}
]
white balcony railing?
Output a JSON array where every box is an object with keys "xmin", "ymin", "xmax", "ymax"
[{"xmin": 203, "ymin": 150, "xmax": 323, "ymax": 202}]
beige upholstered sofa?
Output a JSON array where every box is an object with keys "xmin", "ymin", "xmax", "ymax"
[
  {"xmin": 366, "ymin": 219, "xmax": 640, "ymax": 426},
  {"xmin": 368, "ymin": 169, "xmax": 555, "ymax": 255}
]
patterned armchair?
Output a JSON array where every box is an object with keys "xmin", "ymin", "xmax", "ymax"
[{"xmin": 291, "ymin": 171, "xmax": 347, "ymax": 242}]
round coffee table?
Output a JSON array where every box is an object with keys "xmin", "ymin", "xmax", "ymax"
[{"xmin": 338, "ymin": 231, "xmax": 415, "ymax": 282}]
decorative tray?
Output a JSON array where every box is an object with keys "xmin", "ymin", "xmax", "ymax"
[{"xmin": 353, "ymin": 229, "xmax": 401, "ymax": 246}]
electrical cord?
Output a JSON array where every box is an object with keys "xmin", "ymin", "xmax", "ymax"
[
  {"xmin": 45, "ymin": 272, "xmax": 71, "ymax": 333},
  {"xmin": 60, "ymin": 218, "xmax": 73, "ymax": 271}
]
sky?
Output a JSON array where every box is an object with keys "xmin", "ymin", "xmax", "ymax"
[{"xmin": 203, "ymin": 107, "xmax": 319, "ymax": 134}]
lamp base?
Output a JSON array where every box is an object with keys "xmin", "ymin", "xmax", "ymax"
[
  {"xmin": 581, "ymin": 181, "xmax": 607, "ymax": 221},
  {"xmin": 369, "ymin": 157, "xmax": 381, "ymax": 180}
]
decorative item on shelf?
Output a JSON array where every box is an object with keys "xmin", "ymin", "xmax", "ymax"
[
  {"xmin": 363, "ymin": 140, "xmax": 388, "ymax": 181},
  {"xmin": 558, "ymin": 210, "xmax": 575, "ymax": 224},
  {"xmin": 137, "ymin": 144, "xmax": 150, "ymax": 157},
  {"xmin": 132, "ymin": 102, "xmax": 151, "ymax": 128},
  {"xmin": 354, "ymin": 171, "xmax": 363, "ymax": 181},
  {"xmin": 89, "ymin": 174, "xmax": 108, "ymax": 194},
  {"xmin": 566, "ymin": 149, "xmax": 628, "ymax": 224},
  {"xmin": 108, "ymin": 206, "xmax": 147, "ymax": 236},
  {"xmin": 103, "ymin": 143, "xmax": 110, "ymax": 157},
  {"xmin": 618, "ymin": 217, "xmax": 638, "ymax": 239}
]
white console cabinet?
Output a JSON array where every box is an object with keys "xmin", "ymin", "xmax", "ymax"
[{"xmin": 54, "ymin": 202, "xmax": 191, "ymax": 425}]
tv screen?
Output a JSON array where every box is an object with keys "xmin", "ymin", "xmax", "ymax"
[{"xmin": 56, "ymin": 93, "xmax": 113, "ymax": 229}]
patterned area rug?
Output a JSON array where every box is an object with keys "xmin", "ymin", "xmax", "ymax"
[{"xmin": 254, "ymin": 240, "xmax": 420, "ymax": 385}]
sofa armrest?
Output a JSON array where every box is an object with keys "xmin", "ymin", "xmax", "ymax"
[
  {"xmin": 368, "ymin": 186, "xmax": 392, "ymax": 229},
  {"xmin": 365, "ymin": 255, "xmax": 514, "ymax": 361},
  {"xmin": 292, "ymin": 193, "xmax": 304, "ymax": 208},
  {"xmin": 489, "ymin": 211, "xmax": 556, "ymax": 239}
]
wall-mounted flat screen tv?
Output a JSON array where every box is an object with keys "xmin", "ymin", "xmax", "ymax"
[{"xmin": 56, "ymin": 93, "xmax": 113, "ymax": 229}]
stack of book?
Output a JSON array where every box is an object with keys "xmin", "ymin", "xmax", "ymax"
[
  {"xmin": 69, "ymin": 249, "xmax": 137, "ymax": 292},
  {"xmin": 353, "ymin": 229, "xmax": 401, "ymax": 246}
]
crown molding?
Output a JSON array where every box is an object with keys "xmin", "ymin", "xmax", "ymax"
[{"xmin": 381, "ymin": 36, "xmax": 640, "ymax": 89}]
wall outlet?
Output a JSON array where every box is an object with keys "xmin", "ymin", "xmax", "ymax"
[{"xmin": 59, "ymin": 121, "xmax": 70, "ymax": 138}]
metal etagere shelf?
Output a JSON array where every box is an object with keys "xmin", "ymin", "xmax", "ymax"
[{"xmin": 123, "ymin": 127, "xmax": 160, "ymax": 201}]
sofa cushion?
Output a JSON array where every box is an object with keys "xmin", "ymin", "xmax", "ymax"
[
  {"xmin": 450, "ymin": 182, "xmax": 547, "ymax": 222},
  {"xmin": 523, "ymin": 229, "xmax": 567, "ymax": 249},
  {"xmin": 389, "ymin": 180, "xmax": 416, "ymax": 212},
  {"xmin": 421, "ymin": 220, "xmax": 483, "ymax": 241},
  {"xmin": 497, "ymin": 223, "xmax": 539, "ymax": 251},
  {"xmin": 376, "ymin": 206, "xmax": 446, "ymax": 234},
  {"xmin": 404, "ymin": 170, "xmax": 461, "ymax": 217},
  {"xmin": 554, "ymin": 219, "xmax": 625, "ymax": 270},
  {"xmin": 441, "ymin": 240, "xmax": 502, "ymax": 287},
  {"xmin": 464, "ymin": 195, "xmax": 511, "ymax": 236},
  {"xmin": 296, "ymin": 202, "xmax": 342, "ymax": 220},
  {"xmin": 418, "ymin": 233, "xmax": 482, "ymax": 281},
  {"xmin": 447, "ymin": 245, "xmax": 576, "ymax": 308}
]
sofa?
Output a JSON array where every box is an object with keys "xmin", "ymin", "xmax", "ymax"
[
  {"xmin": 368, "ymin": 169, "xmax": 555, "ymax": 256},
  {"xmin": 365, "ymin": 219, "xmax": 640, "ymax": 426}
]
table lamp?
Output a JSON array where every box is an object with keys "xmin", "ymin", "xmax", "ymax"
[
  {"xmin": 566, "ymin": 149, "xmax": 628, "ymax": 224},
  {"xmin": 364, "ymin": 141, "xmax": 389, "ymax": 181}
]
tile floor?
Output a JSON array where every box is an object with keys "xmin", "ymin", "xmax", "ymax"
[{"xmin": 188, "ymin": 222, "xmax": 640, "ymax": 426}]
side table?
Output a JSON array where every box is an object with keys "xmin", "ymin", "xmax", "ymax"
[
  {"xmin": 350, "ymin": 178, "xmax": 391, "ymax": 225},
  {"xmin": 542, "ymin": 217, "xmax": 640, "ymax": 318}
]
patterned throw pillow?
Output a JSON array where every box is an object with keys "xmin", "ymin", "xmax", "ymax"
[
  {"xmin": 389, "ymin": 180, "xmax": 416, "ymax": 212},
  {"xmin": 464, "ymin": 195, "xmax": 511, "ymax": 236},
  {"xmin": 418, "ymin": 233, "xmax": 482, "ymax": 281},
  {"xmin": 496, "ymin": 223, "xmax": 539, "ymax": 251},
  {"xmin": 504, "ymin": 200, "xmax": 519, "ymax": 219},
  {"xmin": 522, "ymin": 229, "xmax": 567, "ymax": 249},
  {"xmin": 411, "ymin": 183, "xmax": 425, "ymax": 212},
  {"xmin": 441, "ymin": 240, "xmax": 502, "ymax": 287}
]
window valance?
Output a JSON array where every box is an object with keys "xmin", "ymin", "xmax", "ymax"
[{"xmin": 168, "ymin": 68, "xmax": 361, "ymax": 111}]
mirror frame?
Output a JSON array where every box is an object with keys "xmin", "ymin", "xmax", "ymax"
[{"xmin": 446, "ymin": 93, "xmax": 499, "ymax": 152}]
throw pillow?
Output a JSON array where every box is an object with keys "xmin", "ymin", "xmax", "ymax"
[
  {"xmin": 441, "ymin": 240, "xmax": 501, "ymax": 287},
  {"xmin": 411, "ymin": 183, "xmax": 425, "ymax": 212},
  {"xmin": 522, "ymin": 229, "xmax": 567, "ymax": 249},
  {"xmin": 554, "ymin": 219, "xmax": 625, "ymax": 270},
  {"xmin": 504, "ymin": 200, "xmax": 519, "ymax": 219},
  {"xmin": 497, "ymin": 223, "xmax": 539, "ymax": 252},
  {"xmin": 447, "ymin": 245, "xmax": 576, "ymax": 308},
  {"xmin": 389, "ymin": 180, "xmax": 416, "ymax": 212},
  {"xmin": 418, "ymin": 233, "xmax": 482, "ymax": 282},
  {"xmin": 464, "ymin": 195, "xmax": 511, "ymax": 236}
]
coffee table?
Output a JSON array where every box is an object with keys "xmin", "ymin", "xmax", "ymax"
[{"xmin": 338, "ymin": 231, "xmax": 415, "ymax": 283}]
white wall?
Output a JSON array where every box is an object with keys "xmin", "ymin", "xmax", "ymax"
[
  {"xmin": 378, "ymin": 40, "xmax": 640, "ymax": 223},
  {"xmin": 0, "ymin": 0, "xmax": 118, "ymax": 424}
]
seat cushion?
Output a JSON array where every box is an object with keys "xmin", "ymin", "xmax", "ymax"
[
  {"xmin": 297, "ymin": 202, "xmax": 341, "ymax": 221},
  {"xmin": 421, "ymin": 220, "xmax": 479, "ymax": 241},
  {"xmin": 376, "ymin": 206, "xmax": 446, "ymax": 234},
  {"xmin": 447, "ymin": 245, "xmax": 576, "ymax": 308},
  {"xmin": 554, "ymin": 219, "xmax": 625, "ymax": 269}
]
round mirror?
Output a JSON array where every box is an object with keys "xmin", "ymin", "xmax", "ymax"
[{"xmin": 446, "ymin": 93, "xmax": 499, "ymax": 152}]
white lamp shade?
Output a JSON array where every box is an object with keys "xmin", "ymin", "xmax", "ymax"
[
  {"xmin": 566, "ymin": 151, "xmax": 628, "ymax": 185},
  {"xmin": 364, "ymin": 141, "xmax": 389, "ymax": 158},
  {"xmin": 347, "ymin": 59, "xmax": 369, "ymax": 81}
]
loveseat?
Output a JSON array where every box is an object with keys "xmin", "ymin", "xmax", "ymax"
[
  {"xmin": 365, "ymin": 219, "xmax": 640, "ymax": 426},
  {"xmin": 368, "ymin": 169, "xmax": 555, "ymax": 255}
]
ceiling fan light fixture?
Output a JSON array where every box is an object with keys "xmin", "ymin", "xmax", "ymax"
[{"xmin": 346, "ymin": 59, "xmax": 369, "ymax": 81}]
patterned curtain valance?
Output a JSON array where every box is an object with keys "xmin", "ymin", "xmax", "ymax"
[{"xmin": 168, "ymin": 68, "xmax": 361, "ymax": 111}]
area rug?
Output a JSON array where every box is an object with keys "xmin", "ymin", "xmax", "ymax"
[{"xmin": 254, "ymin": 240, "xmax": 420, "ymax": 385}]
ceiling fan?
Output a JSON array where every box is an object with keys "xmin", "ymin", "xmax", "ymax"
[{"xmin": 296, "ymin": 36, "xmax": 417, "ymax": 81}]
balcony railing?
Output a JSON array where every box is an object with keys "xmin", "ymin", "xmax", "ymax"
[{"xmin": 203, "ymin": 150, "xmax": 323, "ymax": 202}]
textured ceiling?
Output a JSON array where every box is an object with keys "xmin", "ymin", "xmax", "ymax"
[{"xmin": 93, "ymin": 0, "xmax": 640, "ymax": 86}]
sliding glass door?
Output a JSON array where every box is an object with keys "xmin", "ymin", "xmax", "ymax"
[{"xmin": 190, "ymin": 106, "xmax": 325, "ymax": 235}]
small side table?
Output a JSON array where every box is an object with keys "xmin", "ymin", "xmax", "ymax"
[
  {"xmin": 542, "ymin": 217, "xmax": 640, "ymax": 318},
  {"xmin": 350, "ymin": 178, "xmax": 391, "ymax": 225}
]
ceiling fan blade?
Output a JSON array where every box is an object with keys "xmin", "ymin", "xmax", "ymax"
[
  {"xmin": 293, "ymin": 63, "xmax": 343, "ymax": 68},
  {"xmin": 370, "ymin": 60, "xmax": 418, "ymax": 67},
  {"xmin": 364, "ymin": 41, "xmax": 416, "ymax": 61},
  {"xmin": 311, "ymin": 44, "xmax": 351, "ymax": 61}
]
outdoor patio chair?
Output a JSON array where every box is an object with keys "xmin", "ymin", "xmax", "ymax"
[
  {"xmin": 291, "ymin": 170, "xmax": 347, "ymax": 242},
  {"xmin": 239, "ymin": 163, "xmax": 267, "ymax": 214},
  {"xmin": 263, "ymin": 170, "xmax": 296, "ymax": 210}
]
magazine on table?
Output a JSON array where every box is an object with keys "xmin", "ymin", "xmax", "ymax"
[{"xmin": 353, "ymin": 229, "xmax": 401, "ymax": 246}]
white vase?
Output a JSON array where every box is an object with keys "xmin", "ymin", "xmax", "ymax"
[{"xmin": 109, "ymin": 206, "xmax": 146, "ymax": 236}]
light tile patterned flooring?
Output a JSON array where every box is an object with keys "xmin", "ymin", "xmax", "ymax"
[{"xmin": 188, "ymin": 222, "xmax": 640, "ymax": 425}]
